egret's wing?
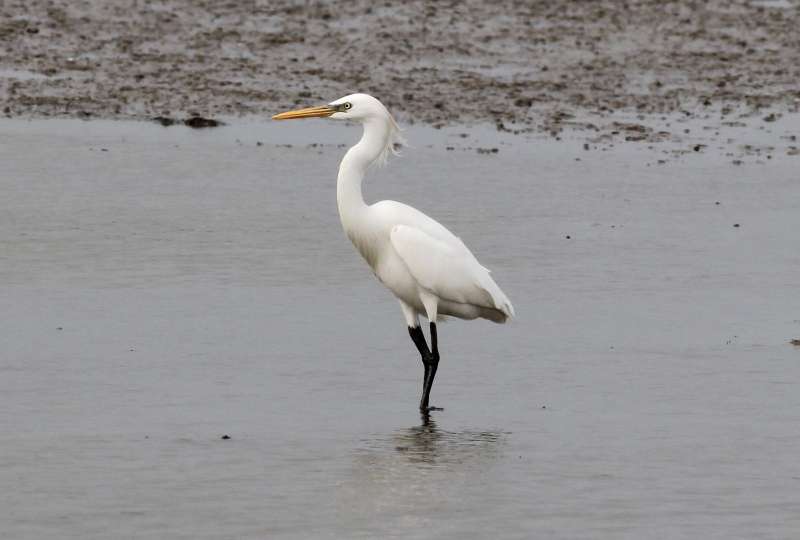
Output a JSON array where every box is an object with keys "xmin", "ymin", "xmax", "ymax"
[{"xmin": 389, "ymin": 225, "xmax": 514, "ymax": 318}]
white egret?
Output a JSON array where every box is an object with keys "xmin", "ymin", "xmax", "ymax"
[{"xmin": 273, "ymin": 93, "xmax": 514, "ymax": 412}]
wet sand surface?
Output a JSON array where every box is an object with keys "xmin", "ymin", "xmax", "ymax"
[
  {"xmin": 2, "ymin": 1, "xmax": 800, "ymax": 142},
  {"xmin": 2, "ymin": 117, "xmax": 800, "ymax": 538}
]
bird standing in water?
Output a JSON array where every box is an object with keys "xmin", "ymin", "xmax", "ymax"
[{"xmin": 274, "ymin": 93, "xmax": 514, "ymax": 412}]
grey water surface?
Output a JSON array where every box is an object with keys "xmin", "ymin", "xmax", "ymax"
[{"xmin": 1, "ymin": 117, "xmax": 800, "ymax": 539}]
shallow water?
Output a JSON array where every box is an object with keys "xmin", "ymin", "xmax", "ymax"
[{"xmin": 1, "ymin": 118, "xmax": 800, "ymax": 539}]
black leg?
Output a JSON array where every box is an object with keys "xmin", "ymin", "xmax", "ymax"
[
  {"xmin": 408, "ymin": 326, "xmax": 432, "ymax": 410},
  {"xmin": 407, "ymin": 323, "xmax": 442, "ymax": 412},
  {"xmin": 420, "ymin": 322, "xmax": 441, "ymax": 411},
  {"xmin": 408, "ymin": 325, "xmax": 430, "ymax": 358}
]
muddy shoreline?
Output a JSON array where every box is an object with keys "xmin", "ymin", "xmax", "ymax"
[{"xmin": 1, "ymin": 1, "xmax": 799, "ymax": 142}]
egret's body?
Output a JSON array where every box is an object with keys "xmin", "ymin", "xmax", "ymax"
[{"xmin": 274, "ymin": 93, "xmax": 514, "ymax": 411}]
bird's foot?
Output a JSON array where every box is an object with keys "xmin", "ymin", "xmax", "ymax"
[{"xmin": 421, "ymin": 405, "xmax": 444, "ymax": 413}]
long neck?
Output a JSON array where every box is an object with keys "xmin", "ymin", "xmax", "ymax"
[{"xmin": 336, "ymin": 118, "xmax": 390, "ymax": 228}]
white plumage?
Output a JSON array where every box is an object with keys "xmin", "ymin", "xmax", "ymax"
[{"xmin": 273, "ymin": 92, "xmax": 514, "ymax": 411}]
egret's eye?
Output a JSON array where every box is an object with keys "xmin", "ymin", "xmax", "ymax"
[{"xmin": 343, "ymin": 102, "xmax": 352, "ymax": 111}]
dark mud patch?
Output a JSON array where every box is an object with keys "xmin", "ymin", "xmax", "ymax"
[
  {"xmin": 153, "ymin": 116, "xmax": 177, "ymax": 127},
  {"xmin": 184, "ymin": 116, "xmax": 223, "ymax": 128},
  {"xmin": 1, "ymin": 1, "xmax": 799, "ymax": 143},
  {"xmin": 152, "ymin": 115, "xmax": 223, "ymax": 128}
]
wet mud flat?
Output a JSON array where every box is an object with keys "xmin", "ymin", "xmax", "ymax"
[{"xmin": 2, "ymin": 0, "xmax": 800, "ymax": 143}]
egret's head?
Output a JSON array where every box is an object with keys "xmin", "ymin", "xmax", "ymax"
[
  {"xmin": 273, "ymin": 92, "xmax": 405, "ymax": 165},
  {"xmin": 272, "ymin": 93, "xmax": 391, "ymax": 123}
]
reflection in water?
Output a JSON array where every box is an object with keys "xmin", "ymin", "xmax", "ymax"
[
  {"xmin": 389, "ymin": 413, "xmax": 505, "ymax": 466},
  {"xmin": 335, "ymin": 414, "xmax": 507, "ymax": 535}
]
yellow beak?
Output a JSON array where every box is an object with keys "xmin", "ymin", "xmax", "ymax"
[{"xmin": 272, "ymin": 105, "xmax": 336, "ymax": 120}]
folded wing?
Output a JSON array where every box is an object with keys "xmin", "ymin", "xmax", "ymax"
[{"xmin": 390, "ymin": 224, "xmax": 515, "ymax": 319}]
